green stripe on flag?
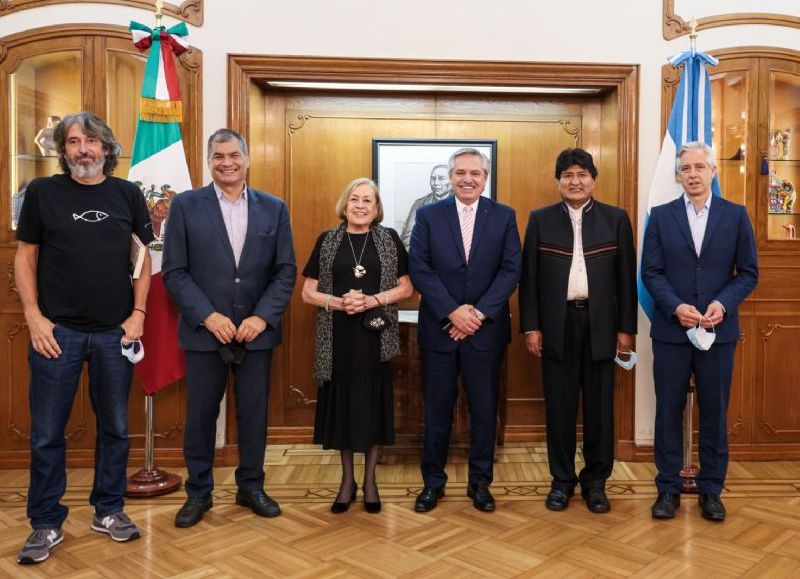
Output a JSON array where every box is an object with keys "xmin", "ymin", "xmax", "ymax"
[
  {"xmin": 141, "ymin": 34, "xmax": 161, "ymax": 99},
  {"xmin": 130, "ymin": 121, "xmax": 183, "ymax": 165}
]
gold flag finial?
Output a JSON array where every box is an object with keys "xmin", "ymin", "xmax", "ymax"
[
  {"xmin": 155, "ymin": 0, "xmax": 164, "ymax": 28},
  {"xmin": 689, "ymin": 16, "xmax": 698, "ymax": 53}
]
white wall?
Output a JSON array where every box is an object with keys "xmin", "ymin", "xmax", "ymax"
[{"xmin": 3, "ymin": 1, "xmax": 799, "ymax": 445}]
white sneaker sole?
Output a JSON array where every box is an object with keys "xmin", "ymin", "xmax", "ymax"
[
  {"xmin": 90, "ymin": 523, "xmax": 140, "ymax": 542},
  {"xmin": 17, "ymin": 534, "xmax": 63, "ymax": 564}
]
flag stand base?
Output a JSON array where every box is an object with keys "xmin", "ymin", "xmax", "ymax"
[
  {"xmin": 127, "ymin": 467, "xmax": 181, "ymax": 497},
  {"xmin": 126, "ymin": 394, "xmax": 182, "ymax": 497},
  {"xmin": 680, "ymin": 380, "xmax": 699, "ymax": 494}
]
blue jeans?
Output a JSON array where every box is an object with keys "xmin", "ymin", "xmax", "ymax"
[{"xmin": 27, "ymin": 325, "xmax": 133, "ymax": 528}]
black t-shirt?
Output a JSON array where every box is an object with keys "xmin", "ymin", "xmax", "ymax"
[{"xmin": 16, "ymin": 173, "xmax": 154, "ymax": 332}]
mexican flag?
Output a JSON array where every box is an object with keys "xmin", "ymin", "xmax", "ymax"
[{"xmin": 128, "ymin": 21, "xmax": 191, "ymax": 395}]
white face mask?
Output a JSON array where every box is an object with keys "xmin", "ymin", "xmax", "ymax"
[
  {"xmin": 121, "ymin": 339, "xmax": 145, "ymax": 364},
  {"xmin": 614, "ymin": 350, "xmax": 637, "ymax": 371},
  {"xmin": 686, "ymin": 323, "xmax": 716, "ymax": 351}
]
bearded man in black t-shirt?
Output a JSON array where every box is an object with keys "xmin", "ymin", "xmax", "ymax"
[{"xmin": 14, "ymin": 112, "xmax": 154, "ymax": 565}]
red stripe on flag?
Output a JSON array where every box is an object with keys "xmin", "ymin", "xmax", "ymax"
[
  {"xmin": 160, "ymin": 30, "xmax": 182, "ymax": 101},
  {"xmin": 135, "ymin": 272, "xmax": 185, "ymax": 395}
]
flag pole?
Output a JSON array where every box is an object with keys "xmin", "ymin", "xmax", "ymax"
[
  {"xmin": 126, "ymin": 0, "xmax": 182, "ymax": 498},
  {"xmin": 680, "ymin": 15, "xmax": 701, "ymax": 495}
]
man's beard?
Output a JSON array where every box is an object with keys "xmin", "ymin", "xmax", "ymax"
[{"xmin": 67, "ymin": 156, "xmax": 105, "ymax": 180}]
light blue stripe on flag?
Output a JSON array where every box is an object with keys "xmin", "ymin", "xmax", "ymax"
[{"xmin": 639, "ymin": 49, "xmax": 720, "ymax": 321}]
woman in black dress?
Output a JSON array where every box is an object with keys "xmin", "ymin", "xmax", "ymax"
[{"xmin": 301, "ymin": 178, "xmax": 412, "ymax": 514}]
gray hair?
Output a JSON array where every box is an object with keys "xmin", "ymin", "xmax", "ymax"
[
  {"xmin": 448, "ymin": 148, "xmax": 490, "ymax": 176},
  {"xmin": 207, "ymin": 128, "xmax": 249, "ymax": 159},
  {"xmin": 54, "ymin": 111, "xmax": 120, "ymax": 176},
  {"xmin": 430, "ymin": 163, "xmax": 449, "ymax": 175},
  {"xmin": 676, "ymin": 141, "xmax": 716, "ymax": 173}
]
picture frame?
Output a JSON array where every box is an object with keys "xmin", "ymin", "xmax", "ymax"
[{"xmin": 372, "ymin": 138, "xmax": 497, "ymax": 249}]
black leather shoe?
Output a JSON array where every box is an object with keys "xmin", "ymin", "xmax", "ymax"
[
  {"xmin": 414, "ymin": 486, "xmax": 444, "ymax": 513},
  {"xmin": 331, "ymin": 483, "xmax": 357, "ymax": 514},
  {"xmin": 545, "ymin": 489, "xmax": 572, "ymax": 511},
  {"xmin": 175, "ymin": 496, "xmax": 212, "ymax": 528},
  {"xmin": 582, "ymin": 488, "xmax": 611, "ymax": 514},
  {"xmin": 235, "ymin": 489, "xmax": 281, "ymax": 518},
  {"xmin": 467, "ymin": 481, "xmax": 495, "ymax": 512},
  {"xmin": 698, "ymin": 493, "xmax": 726, "ymax": 522},
  {"xmin": 651, "ymin": 492, "xmax": 680, "ymax": 519}
]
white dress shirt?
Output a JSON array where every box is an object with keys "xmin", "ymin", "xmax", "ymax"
[
  {"xmin": 566, "ymin": 200, "xmax": 590, "ymax": 300},
  {"xmin": 684, "ymin": 192, "xmax": 711, "ymax": 256}
]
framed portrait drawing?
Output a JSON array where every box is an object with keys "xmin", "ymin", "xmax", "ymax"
[{"xmin": 372, "ymin": 138, "xmax": 497, "ymax": 250}]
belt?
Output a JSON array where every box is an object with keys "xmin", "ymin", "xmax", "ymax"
[{"xmin": 567, "ymin": 299, "xmax": 589, "ymax": 308}]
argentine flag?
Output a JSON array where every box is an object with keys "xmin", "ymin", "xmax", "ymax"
[{"xmin": 639, "ymin": 49, "xmax": 721, "ymax": 320}]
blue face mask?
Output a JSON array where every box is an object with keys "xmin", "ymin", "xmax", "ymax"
[
  {"xmin": 121, "ymin": 339, "xmax": 144, "ymax": 364},
  {"xmin": 613, "ymin": 350, "xmax": 637, "ymax": 371},
  {"xmin": 686, "ymin": 323, "xmax": 716, "ymax": 351}
]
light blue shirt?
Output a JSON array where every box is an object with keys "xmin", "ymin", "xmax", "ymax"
[
  {"xmin": 684, "ymin": 193, "xmax": 711, "ymax": 256},
  {"xmin": 215, "ymin": 183, "xmax": 248, "ymax": 266}
]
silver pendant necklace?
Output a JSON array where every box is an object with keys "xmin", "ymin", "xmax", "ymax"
[{"xmin": 346, "ymin": 232, "xmax": 368, "ymax": 278}]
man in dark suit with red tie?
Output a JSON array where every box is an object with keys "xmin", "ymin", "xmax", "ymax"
[{"xmin": 409, "ymin": 148, "xmax": 521, "ymax": 513}]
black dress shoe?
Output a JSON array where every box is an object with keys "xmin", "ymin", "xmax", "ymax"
[
  {"xmin": 467, "ymin": 481, "xmax": 495, "ymax": 512},
  {"xmin": 545, "ymin": 489, "xmax": 573, "ymax": 511},
  {"xmin": 582, "ymin": 488, "xmax": 611, "ymax": 514},
  {"xmin": 331, "ymin": 483, "xmax": 357, "ymax": 514},
  {"xmin": 651, "ymin": 492, "xmax": 680, "ymax": 519},
  {"xmin": 414, "ymin": 486, "xmax": 444, "ymax": 513},
  {"xmin": 235, "ymin": 489, "xmax": 281, "ymax": 518},
  {"xmin": 175, "ymin": 496, "xmax": 212, "ymax": 528},
  {"xmin": 698, "ymin": 493, "xmax": 726, "ymax": 522}
]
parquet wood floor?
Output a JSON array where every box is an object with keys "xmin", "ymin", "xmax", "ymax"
[{"xmin": 2, "ymin": 443, "xmax": 800, "ymax": 577}]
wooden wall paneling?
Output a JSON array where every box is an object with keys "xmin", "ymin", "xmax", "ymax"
[
  {"xmin": 658, "ymin": 47, "xmax": 800, "ymax": 460},
  {"xmin": 228, "ymin": 55, "xmax": 640, "ymax": 453},
  {"xmin": 754, "ymin": 316, "xmax": 800, "ymax": 444},
  {"xmin": 0, "ymin": 25, "xmax": 203, "ymax": 468}
]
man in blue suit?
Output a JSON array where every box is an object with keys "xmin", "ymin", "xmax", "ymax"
[
  {"xmin": 642, "ymin": 141, "xmax": 757, "ymax": 522},
  {"xmin": 409, "ymin": 148, "xmax": 521, "ymax": 512},
  {"xmin": 163, "ymin": 129, "xmax": 296, "ymax": 528}
]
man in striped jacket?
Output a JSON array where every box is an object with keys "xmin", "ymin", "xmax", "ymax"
[{"xmin": 519, "ymin": 148, "xmax": 637, "ymax": 515}]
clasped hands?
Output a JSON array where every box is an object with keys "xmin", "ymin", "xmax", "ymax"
[
  {"xmin": 204, "ymin": 312, "xmax": 266, "ymax": 344},
  {"xmin": 341, "ymin": 289, "xmax": 379, "ymax": 315},
  {"xmin": 675, "ymin": 302, "xmax": 723, "ymax": 329},
  {"xmin": 447, "ymin": 304, "xmax": 483, "ymax": 341}
]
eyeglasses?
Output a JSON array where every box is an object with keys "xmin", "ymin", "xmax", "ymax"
[{"xmin": 559, "ymin": 171, "xmax": 592, "ymax": 182}]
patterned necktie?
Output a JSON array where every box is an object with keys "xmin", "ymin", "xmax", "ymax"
[{"xmin": 461, "ymin": 205, "xmax": 475, "ymax": 262}]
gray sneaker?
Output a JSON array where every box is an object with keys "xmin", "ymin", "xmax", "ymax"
[
  {"xmin": 17, "ymin": 527, "xmax": 64, "ymax": 564},
  {"xmin": 91, "ymin": 511, "xmax": 141, "ymax": 542}
]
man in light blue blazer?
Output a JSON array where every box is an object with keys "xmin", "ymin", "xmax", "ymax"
[
  {"xmin": 409, "ymin": 148, "xmax": 521, "ymax": 513},
  {"xmin": 642, "ymin": 141, "xmax": 757, "ymax": 522},
  {"xmin": 163, "ymin": 129, "xmax": 296, "ymax": 528}
]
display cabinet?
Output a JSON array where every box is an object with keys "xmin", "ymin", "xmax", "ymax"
[
  {"xmin": 662, "ymin": 47, "xmax": 800, "ymax": 459},
  {"xmin": 0, "ymin": 24, "xmax": 202, "ymax": 468}
]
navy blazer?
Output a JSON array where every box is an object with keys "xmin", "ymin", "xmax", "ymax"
[
  {"xmin": 162, "ymin": 184, "xmax": 297, "ymax": 352},
  {"xmin": 409, "ymin": 195, "xmax": 522, "ymax": 352},
  {"xmin": 642, "ymin": 195, "xmax": 757, "ymax": 344}
]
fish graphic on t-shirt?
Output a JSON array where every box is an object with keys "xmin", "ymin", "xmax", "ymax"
[{"xmin": 72, "ymin": 210, "xmax": 109, "ymax": 223}]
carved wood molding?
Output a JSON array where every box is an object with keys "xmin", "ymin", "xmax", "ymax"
[
  {"xmin": 759, "ymin": 323, "xmax": 800, "ymax": 434},
  {"xmin": 6, "ymin": 261, "xmax": 17, "ymax": 297},
  {"xmin": 0, "ymin": 0, "xmax": 203, "ymax": 27},
  {"xmin": 663, "ymin": 0, "xmax": 800, "ymax": 40}
]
